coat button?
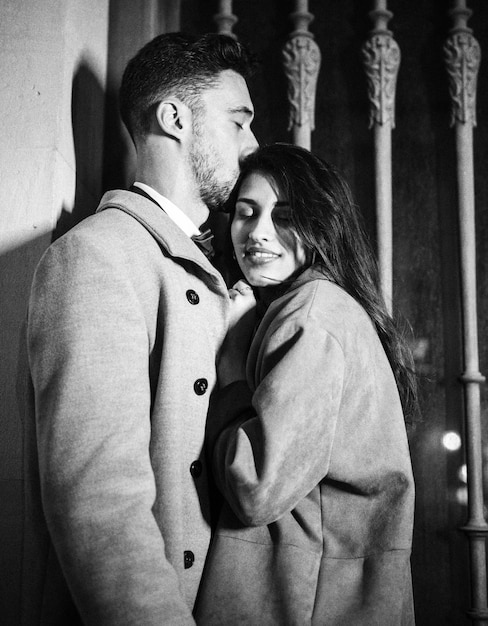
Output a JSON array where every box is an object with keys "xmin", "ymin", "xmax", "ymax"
[
  {"xmin": 184, "ymin": 550, "xmax": 195, "ymax": 569},
  {"xmin": 193, "ymin": 378, "xmax": 208, "ymax": 395},
  {"xmin": 186, "ymin": 289, "xmax": 200, "ymax": 305},
  {"xmin": 190, "ymin": 460, "xmax": 203, "ymax": 478}
]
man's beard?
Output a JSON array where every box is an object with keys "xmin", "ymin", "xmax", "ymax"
[{"xmin": 189, "ymin": 128, "xmax": 238, "ymax": 213}]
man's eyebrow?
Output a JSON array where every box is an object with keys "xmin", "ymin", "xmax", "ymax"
[{"xmin": 228, "ymin": 106, "xmax": 254, "ymax": 117}]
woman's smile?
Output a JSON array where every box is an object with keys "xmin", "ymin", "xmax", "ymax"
[{"xmin": 243, "ymin": 245, "xmax": 282, "ymax": 264}]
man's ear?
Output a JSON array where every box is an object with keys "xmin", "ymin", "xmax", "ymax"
[{"xmin": 155, "ymin": 99, "xmax": 191, "ymax": 140}]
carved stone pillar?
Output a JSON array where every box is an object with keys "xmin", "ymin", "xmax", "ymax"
[
  {"xmin": 282, "ymin": 1, "xmax": 321, "ymax": 150},
  {"xmin": 444, "ymin": 3, "xmax": 487, "ymax": 624},
  {"xmin": 362, "ymin": 1, "xmax": 400, "ymax": 312}
]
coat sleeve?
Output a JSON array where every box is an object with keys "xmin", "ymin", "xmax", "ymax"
[
  {"xmin": 211, "ymin": 316, "xmax": 346, "ymax": 527},
  {"xmin": 27, "ymin": 233, "xmax": 195, "ymax": 625}
]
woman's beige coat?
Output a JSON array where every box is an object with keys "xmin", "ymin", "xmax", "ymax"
[
  {"xmin": 22, "ymin": 190, "xmax": 229, "ymax": 625},
  {"xmin": 196, "ymin": 269, "xmax": 415, "ymax": 625}
]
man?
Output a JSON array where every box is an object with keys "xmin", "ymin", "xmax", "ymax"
[{"xmin": 22, "ymin": 32, "xmax": 257, "ymax": 625}]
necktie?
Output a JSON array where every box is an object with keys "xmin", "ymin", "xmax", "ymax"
[{"xmin": 191, "ymin": 229, "xmax": 214, "ymax": 259}]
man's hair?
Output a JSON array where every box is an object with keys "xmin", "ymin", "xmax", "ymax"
[{"xmin": 119, "ymin": 32, "xmax": 257, "ymax": 140}]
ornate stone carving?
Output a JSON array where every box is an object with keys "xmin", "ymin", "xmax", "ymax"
[
  {"xmin": 282, "ymin": 33, "xmax": 321, "ymax": 131},
  {"xmin": 444, "ymin": 31, "xmax": 481, "ymax": 127},
  {"xmin": 362, "ymin": 31, "xmax": 400, "ymax": 128}
]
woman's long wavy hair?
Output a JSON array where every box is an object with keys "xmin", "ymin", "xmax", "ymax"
[{"xmin": 228, "ymin": 143, "xmax": 418, "ymax": 422}]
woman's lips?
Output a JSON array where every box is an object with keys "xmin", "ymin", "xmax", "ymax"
[{"xmin": 243, "ymin": 247, "xmax": 281, "ymax": 265}]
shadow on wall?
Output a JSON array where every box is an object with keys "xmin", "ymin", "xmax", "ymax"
[
  {"xmin": 0, "ymin": 59, "xmax": 117, "ymax": 625},
  {"xmin": 55, "ymin": 60, "xmax": 115, "ymax": 241},
  {"xmin": 0, "ymin": 232, "xmax": 52, "ymax": 624}
]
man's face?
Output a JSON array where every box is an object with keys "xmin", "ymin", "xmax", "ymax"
[{"xmin": 189, "ymin": 70, "xmax": 258, "ymax": 212}]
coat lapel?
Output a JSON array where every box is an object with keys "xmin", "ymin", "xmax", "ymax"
[{"xmin": 96, "ymin": 190, "xmax": 225, "ymax": 289}]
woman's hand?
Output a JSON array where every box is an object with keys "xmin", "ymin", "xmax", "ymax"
[
  {"xmin": 218, "ymin": 280, "xmax": 257, "ymax": 387},
  {"xmin": 228, "ymin": 280, "xmax": 256, "ymax": 329}
]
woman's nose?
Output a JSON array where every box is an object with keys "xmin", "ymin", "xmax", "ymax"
[{"xmin": 248, "ymin": 214, "xmax": 275, "ymax": 241}]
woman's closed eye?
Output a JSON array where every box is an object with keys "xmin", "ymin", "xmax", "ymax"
[
  {"xmin": 272, "ymin": 208, "xmax": 292, "ymax": 224},
  {"xmin": 235, "ymin": 203, "xmax": 255, "ymax": 218},
  {"xmin": 274, "ymin": 213, "xmax": 291, "ymax": 223}
]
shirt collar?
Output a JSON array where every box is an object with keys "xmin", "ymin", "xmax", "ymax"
[{"xmin": 133, "ymin": 182, "xmax": 200, "ymax": 238}]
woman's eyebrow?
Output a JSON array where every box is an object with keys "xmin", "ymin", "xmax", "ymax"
[
  {"xmin": 236, "ymin": 197, "xmax": 257, "ymax": 205},
  {"xmin": 236, "ymin": 198, "xmax": 290, "ymax": 207}
]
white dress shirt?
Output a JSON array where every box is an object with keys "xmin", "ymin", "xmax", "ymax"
[{"xmin": 133, "ymin": 182, "xmax": 201, "ymax": 238}]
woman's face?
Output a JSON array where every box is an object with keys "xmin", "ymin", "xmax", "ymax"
[{"xmin": 231, "ymin": 171, "xmax": 308, "ymax": 288}]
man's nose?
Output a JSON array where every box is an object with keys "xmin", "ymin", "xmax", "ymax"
[{"xmin": 241, "ymin": 129, "xmax": 259, "ymax": 159}]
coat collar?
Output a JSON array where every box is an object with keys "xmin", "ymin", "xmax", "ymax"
[
  {"xmin": 96, "ymin": 189, "xmax": 225, "ymax": 288},
  {"xmin": 288, "ymin": 265, "xmax": 331, "ymax": 291},
  {"xmin": 254, "ymin": 265, "xmax": 331, "ymax": 322}
]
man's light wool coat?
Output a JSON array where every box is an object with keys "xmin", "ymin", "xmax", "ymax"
[{"xmin": 22, "ymin": 190, "xmax": 229, "ymax": 625}]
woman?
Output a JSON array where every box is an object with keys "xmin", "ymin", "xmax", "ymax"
[{"xmin": 196, "ymin": 144, "xmax": 417, "ymax": 625}]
